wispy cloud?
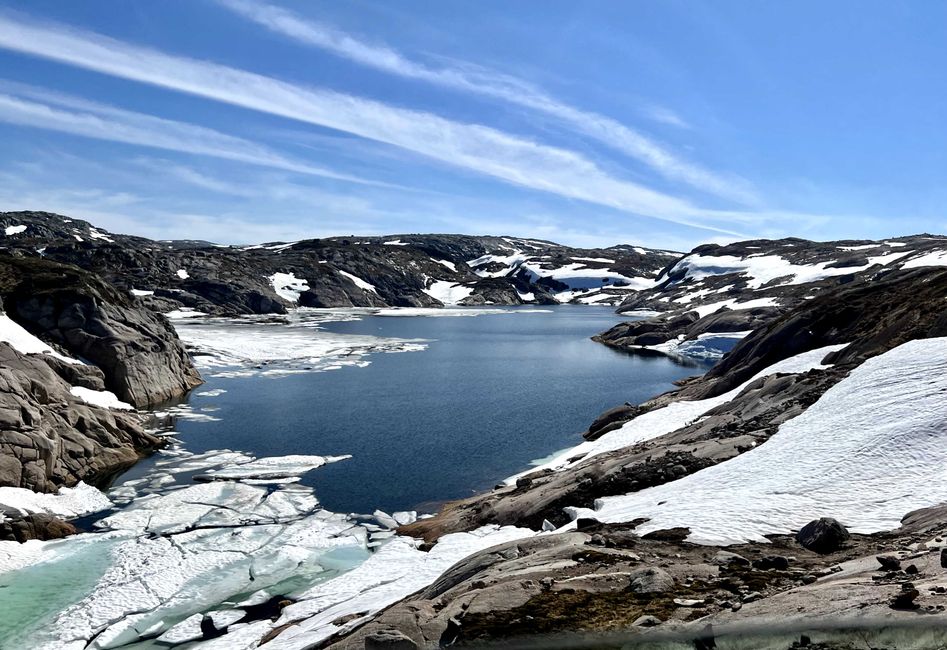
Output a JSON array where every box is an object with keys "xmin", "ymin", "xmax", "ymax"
[
  {"xmin": 215, "ymin": 0, "xmax": 753, "ymax": 203},
  {"xmin": 0, "ymin": 81, "xmax": 396, "ymax": 188},
  {"xmin": 0, "ymin": 12, "xmax": 759, "ymax": 237}
]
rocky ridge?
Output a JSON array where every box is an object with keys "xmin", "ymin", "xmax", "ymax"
[
  {"xmin": 596, "ymin": 234, "xmax": 947, "ymax": 360},
  {"xmin": 0, "ymin": 211, "xmax": 678, "ymax": 314}
]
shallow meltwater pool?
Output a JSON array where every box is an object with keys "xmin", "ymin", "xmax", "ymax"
[{"xmin": 0, "ymin": 305, "xmax": 711, "ymax": 649}]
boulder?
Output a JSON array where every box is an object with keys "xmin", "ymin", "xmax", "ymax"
[
  {"xmin": 628, "ymin": 567, "xmax": 674, "ymax": 594},
  {"xmin": 712, "ymin": 551, "xmax": 750, "ymax": 567},
  {"xmin": 0, "ymin": 513, "xmax": 77, "ymax": 542},
  {"xmin": 795, "ymin": 518, "xmax": 850, "ymax": 554}
]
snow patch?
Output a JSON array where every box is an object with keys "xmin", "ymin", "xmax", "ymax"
[
  {"xmin": 901, "ymin": 250, "xmax": 947, "ymax": 269},
  {"xmin": 513, "ymin": 343, "xmax": 847, "ymax": 481},
  {"xmin": 0, "ymin": 313, "xmax": 80, "ymax": 363},
  {"xmin": 165, "ymin": 308, "xmax": 207, "ymax": 319},
  {"xmin": 70, "ymin": 386, "xmax": 134, "ymax": 410},
  {"xmin": 4, "ymin": 224, "xmax": 27, "ymax": 236},
  {"xmin": 573, "ymin": 338, "xmax": 947, "ymax": 544},
  {"xmin": 269, "ymin": 272, "xmax": 310, "ymax": 303},
  {"xmin": 691, "ymin": 297, "xmax": 779, "ymax": 318},
  {"xmin": 0, "ymin": 482, "xmax": 111, "ymax": 519},
  {"xmin": 176, "ymin": 269, "xmax": 189, "ymax": 279},
  {"xmin": 338, "ymin": 270, "xmax": 378, "ymax": 294},
  {"xmin": 434, "ymin": 259, "xmax": 457, "ymax": 272},
  {"xmin": 423, "ymin": 280, "xmax": 474, "ymax": 305}
]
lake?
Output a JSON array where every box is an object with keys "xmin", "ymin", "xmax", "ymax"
[{"xmin": 159, "ymin": 305, "xmax": 709, "ymax": 514}]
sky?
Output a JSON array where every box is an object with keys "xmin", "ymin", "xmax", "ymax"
[{"xmin": 0, "ymin": 1, "xmax": 945, "ymax": 250}]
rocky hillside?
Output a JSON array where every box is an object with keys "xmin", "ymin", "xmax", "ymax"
[
  {"xmin": 595, "ymin": 234, "xmax": 947, "ymax": 360},
  {"xmin": 0, "ymin": 253, "xmax": 202, "ymax": 494},
  {"xmin": 0, "ymin": 211, "xmax": 678, "ymax": 314}
]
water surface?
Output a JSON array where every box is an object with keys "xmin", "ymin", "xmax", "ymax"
[{"xmin": 162, "ymin": 306, "xmax": 708, "ymax": 513}]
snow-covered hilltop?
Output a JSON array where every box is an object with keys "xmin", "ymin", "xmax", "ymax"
[
  {"xmin": 0, "ymin": 212, "xmax": 678, "ymax": 314},
  {"xmin": 595, "ymin": 234, "xmax": 947, "ymax": 360}
]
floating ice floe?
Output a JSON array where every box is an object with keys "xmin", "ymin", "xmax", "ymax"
[
  {"xmin": 630, "ymin": 330, "xmax": 754, "ymax": 361},
  {"xmin": 195, "ymin": 388, "xmax": 227, "ymax": 397},
  {"xmin": 194, "ymin": 454, "xmax": 351, "ymax": 482},
  {"xmin": 568, "ymin": 337, "xmax": 947, "ymax": 545},
  {"xmin": 0, "ymin": 447, "xmax": 370, "ymax": 650},
  {"xmin": 173, "ymin": 312, "xmax": 427, "ymax": 376},
  {"xmin": 374, "ymin": 307, "xmax": 551, "ymax": 317}
]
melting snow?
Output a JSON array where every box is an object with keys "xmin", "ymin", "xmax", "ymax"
[
  {"xmin": 176, "ymin": 269, "xmax": 190, "ymax": 280},
  {"xmin": 165, "ymin": 308, "xmax": 208, "ymax": 319},
  {"xmin": 338, "ymin": 270, "xmax": 378, "ymax": 294},
  {"xmin": 571, "ymin": 337, "xmax": 947, "ymax": 545},
  {"xmin": 671, "ymin": 253, "xmax": 880, "ymax": 289},
  {"xmin": 690, "ymin": 296, "xmax": 780, "ymax": 318},
  {"xmin": 423, "ymin": 280, "xmax": 474, "ymax": 305},
  {"xmin": 264, "ymin": 526, "xmax": 533, "ymax": 650},
  {"xmin": 129, "ymin": 289, "xmax": 153, "ymax": 297},
  {"xmin": 434, "ymin": 259, "xmax": 457, "ymax": 272},
  {"xmin": 0, "ymin": 482, "xmax": 111, "ymax": 520},
  {"xmin": 0, "ymin": 313, "xmax": 80, "ymax": 364},
  {"xmin": 69, "ymin": 387, "xmax": 134, "ymax": 410},
  {"xmin": 514, "ymin": 344, "xmax": 847, "ymax": 481},
  {"xmin": 87, "ymin": 228, "xmax": 114, "ymax": 243},
  {"xmin": 3, "ymin": 224, "xmax": 26, "ymax": 236},
  {"xmin": 382, "ymin": 240, "xmax": 408, "ymax": 246},
  {"xmin": 269, "ymin": 272, "xmax": 310, "ymax": 303},
  {"xmin": 902, "ymin": 250, "xmax": 947, "ymax": 269}
]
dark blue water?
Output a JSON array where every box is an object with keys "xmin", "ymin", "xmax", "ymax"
[{"xmin": 168, "ymin": 307, "xmax": 709, "ymax": 514}]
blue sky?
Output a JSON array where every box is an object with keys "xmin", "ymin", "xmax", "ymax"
[{"xmin": 0, "ymin": 1, "xmax": 944, "ymax": 249}]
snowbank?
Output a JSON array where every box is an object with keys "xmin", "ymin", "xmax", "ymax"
[
  {"xmin": 0, "ymin": 313, "xmax": 80, "ymax": 363},
  {"xmin": 570, "ymin": 337, "xmax": 947, "ymax": 544},
  {"xmin": 69, "ymin": 386, "xmax": 134, "ymax": 410},
  {"xmin": 513, "ymin": 343, "xmax": 848, "ymax": 481}
]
